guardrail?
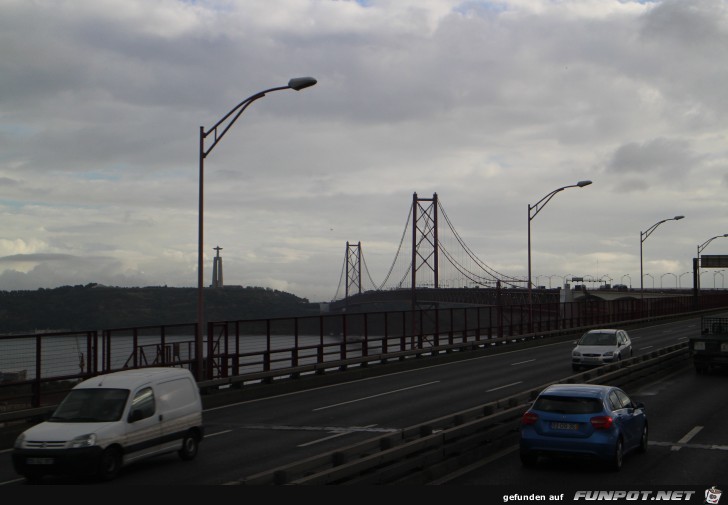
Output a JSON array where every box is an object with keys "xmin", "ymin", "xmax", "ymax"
[
  {"xmin": 2, "ymin": 293, "xmax": 726, "ymax": 411},
  {"xmin": 235, "ymin": 342, "xmax": 691, "ymax": 485},
  {"xmin": 0, "ymin": 306, "xmax": 705, "ymax": 446}
]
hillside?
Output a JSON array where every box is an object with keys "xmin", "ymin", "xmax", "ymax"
[{"xmin": 0, "ymin": 284, "xmax": 322, "ymax": 333}]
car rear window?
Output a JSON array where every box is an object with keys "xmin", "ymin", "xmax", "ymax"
[{"xmin": 533, "ymin": 395, "xmax": 603, "ymax": 414}]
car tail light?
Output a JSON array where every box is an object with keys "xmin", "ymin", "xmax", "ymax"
[
  {"xmin": 521, "ymin": 411, "xmax": 539, "ymax": 425},
  {"xmin": 590, "ymin": 416, "xmax": 614, "ymax": 429}
]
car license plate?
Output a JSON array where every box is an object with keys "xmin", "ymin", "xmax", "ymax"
[
  {"xmin": 551, "ymin": 422, "xmax": 579, "ymax": 430},
  {"xmin": 26, "ymin": 457, "xmax": 54, "ymax": 465}
]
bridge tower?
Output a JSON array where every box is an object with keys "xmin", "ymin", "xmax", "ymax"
[
  {"xmin": 345, "ymin": 241, "xmax": 362, "ymax": 298},
  {"xmin": 411, "ymin": 192, "xmax": 439, "ymax": 308}
]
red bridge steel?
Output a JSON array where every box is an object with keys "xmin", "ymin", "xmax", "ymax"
[{"xmin": 1, "ymin": 291, "xmax": 727, "ymax": 411}]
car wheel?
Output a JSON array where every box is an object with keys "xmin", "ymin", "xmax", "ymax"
[
  {"xmin": 610, "ymin": 438, "xmax": 624, "ymax": 471},
  {"xmin": 179, "ymin": 431, "xmax": 200, "ymax": 461},
  {"xmin": 638, "ymin": 424, "xmax": 648, "ymax": 453},
  {"xmin": 98, "ymin": 446, "xmax": 122, "ymax": 481},
  {"xmin": 520, "ymin": 452, "xmax": 538, "ymax": 467}
]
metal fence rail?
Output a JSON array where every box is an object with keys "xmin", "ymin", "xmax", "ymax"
[{"xmin": 1, "ymin": 293, "xmax": 727, "ymax": 411}]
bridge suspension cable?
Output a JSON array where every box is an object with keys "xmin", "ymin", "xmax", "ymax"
[
  {"xmin": 437, "ymin": 202, "xmax": 524, "ymax": 288},
  {"xmin": 333, "ymin": 194, "xmax": 526, "ymax": 299}
]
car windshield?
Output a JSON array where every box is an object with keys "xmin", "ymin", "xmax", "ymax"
[
  {"xmin": 533, "ymin": 395, "xmax": 603, "ymax": 414},
  {"xmin": 579, "ymin": 332, "xmax": 617, "ymax": 346},
  {"xmin": 49, "ymin": 388, "xmax": 129, "ymax": 423}
]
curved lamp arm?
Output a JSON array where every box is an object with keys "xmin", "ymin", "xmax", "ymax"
[
  {"xmin": 529, "ymin": 180, "xmax": 592, "ymax": 221},
  {"xmin": 641, "ymin": 215, "xmax": 684, "ymax": 243},
  {"xmin": 202, "ymin": 77, "xmax": 317, "ymax": 158},
  {"xmin": 698, "ymin": 234, "xmax": 728, "ymax": 254}
]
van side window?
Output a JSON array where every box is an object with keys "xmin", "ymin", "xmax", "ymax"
[{"xmin": 129, "ymin": 387, "xmax": 155, "ymax": 422}]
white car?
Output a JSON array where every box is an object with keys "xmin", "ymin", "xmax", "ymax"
[{"xmin": 572, "ymin": 329, "xmax": 633, "ymax": 372}]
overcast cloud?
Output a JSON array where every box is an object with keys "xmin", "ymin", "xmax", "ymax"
[{"xmin": 1, "ymin": 0, "xmax": 727, "ymax": 302}]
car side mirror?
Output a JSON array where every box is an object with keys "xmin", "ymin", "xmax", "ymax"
[{"xmin": 128, "ymin": 410, "xmax": 144, "ymax": 423}]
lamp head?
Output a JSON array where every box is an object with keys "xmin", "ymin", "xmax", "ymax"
[
  {"xmin": 576, "ymin": 180, "xmax": 592, "ymax": 187},
  {"xmin": 674, "ymin": 215, "xmax": 685, "ymax": 220},
  {"xmin": 288, "ymin": 77, "xmax": 317, "ymax": 91}
]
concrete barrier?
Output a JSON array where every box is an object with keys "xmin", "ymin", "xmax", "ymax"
[{"xmin": 236, "ymin": 342, "xmax": 690, "ymax": 485}]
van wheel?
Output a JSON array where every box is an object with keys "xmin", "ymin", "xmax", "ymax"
[
  {"xmin": 179, "ymin": 432, "xmax": 199, "ymax": 461},
  {"xmin": 98, "ymin": 446, "xmax": 122, "ymax": 481}
]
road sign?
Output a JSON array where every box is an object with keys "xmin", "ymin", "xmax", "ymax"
[{"xmin": 701, "ymin": 255, "xmax": 728, "ymax": 268}]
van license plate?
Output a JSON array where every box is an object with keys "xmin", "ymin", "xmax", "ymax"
[
  {"xmin": 27, "ymin": 457, "xmax": 54, "ymax": 465},
  {"xmin": 551, "ymin": 422, "xmax": 578, "ymax": 430}
]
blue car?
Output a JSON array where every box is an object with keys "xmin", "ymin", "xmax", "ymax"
[{"xmin": 519, "ymin": 384, "xmax": 647, "ymax": 470}]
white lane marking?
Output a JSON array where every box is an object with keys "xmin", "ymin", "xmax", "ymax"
[
  {"xmin": 640, "ymin": 345, "xmax": 654, "ymax": 350},
  {"xmin": 203, "ymin": 340, "xmax": 577, "ymax": 412},
  {"xmin": 672, "ymin": 426, "xmax": 703, "ymax": 451},
  {"xmin": 204, "ymin": 429, "xmax": 233, "ymax": 438},
  {"xmin": 312, "ymin": 381, "xmax": 440, "ymax": 411},
  {"xmin": 298, "ymin": 424, "xmax": 381, "ymax": 448},
  {"xmin": 240, "ymin": 424, "xmax": 397, "ymax": 433},
  {"xmin": 0, "ymin": 478, "xmax": 25, "ymax": 486},
  {"xmin": 511, "ymin": 359, "xmax": 536, "ymax": 366},
  {"xmin": 486, "ymin": 381, "xmax": 523, "ymax": 393},
  {"xmin": 651, "ymin": 441, "xmax": 728, "ymax": 451}
]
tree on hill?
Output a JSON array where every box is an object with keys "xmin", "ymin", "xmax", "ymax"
[{"xmin": 0, "ymin": 284, "xmax": 321, "ymax": 333}]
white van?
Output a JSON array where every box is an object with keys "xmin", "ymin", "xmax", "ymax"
[{"xmin": 12, "ymin": 367, "xmax": 204, "ymax": 482}]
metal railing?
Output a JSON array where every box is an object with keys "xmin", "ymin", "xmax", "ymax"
[{"xmin": 2, "ymin": 293, "xmax": 727, "ymax": 412}]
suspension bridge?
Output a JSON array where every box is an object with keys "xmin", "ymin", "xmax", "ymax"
[{"xmin": 330, "ymin": 192, "xmax": 551, "ymax": 311}]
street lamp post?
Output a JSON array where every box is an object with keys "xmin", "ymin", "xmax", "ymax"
[
  {"xmin": 547, "ymin": 275, "xmax": 559, "ymax": 289},
  {"xmin": 527, "ymin": 180, "xmax": 592, "ymax": 332},
  {"xmin": 696, "ymin": 234, "xmax": 728, "ymax": 295},
  {"xmin": 621, "ymin": 274, "xmax": 631, "ymax": 288},
  {"xmin": 679, "ymin": 271, "xmax": 691, "ymax": 289},
  {"xmin": 639, "ymin": 216, "xmax": 684, "ymax": 300},
  {"xmin": 701, "ymin": 270, "xmax": 710, "ymax": 285},
  {"xmin": 714, "ymin": 270, "xmax": 725, "ymax": 290},
  {"xmin": 660, "ymin": 272, "xmax": 676, "ymax": 289},
  {"xmin": 196, "ymin": 77, "xmax": 317, "ymax": 380},
  {"xmin": 644, "ymin": 273, "xmax": 654, "ymax": 289}
]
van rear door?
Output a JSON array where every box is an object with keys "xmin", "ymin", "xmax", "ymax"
[{"xmin": 156, "ymin": 376, "xmax": 202, "ymax": 443}]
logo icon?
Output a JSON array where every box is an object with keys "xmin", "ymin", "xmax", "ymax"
[{"xmin": 706, "ymin": 486, "xmax": 722, "ymax": 504}]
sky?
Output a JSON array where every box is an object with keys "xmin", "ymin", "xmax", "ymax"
[{"xmin": 1, "ymin": 0, "xmax": 727, "ymax": 303}]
